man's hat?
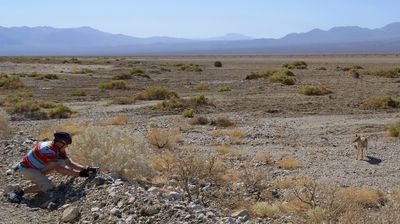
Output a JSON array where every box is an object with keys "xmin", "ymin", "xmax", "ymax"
[{"xmin": 54, "ymin": 131, "xmax": 72, "ymax": 145}]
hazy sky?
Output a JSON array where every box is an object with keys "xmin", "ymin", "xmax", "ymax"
[{"xmin": 1, "ymin": 0, "xmax": 399, "ymax": 38}]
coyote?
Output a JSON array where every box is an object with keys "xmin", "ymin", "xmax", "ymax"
[{"xmin": 353, "ymin": 135, "xmax": 368, "ymax": 160}]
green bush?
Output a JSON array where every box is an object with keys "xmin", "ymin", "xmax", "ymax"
[
  {"xmin": 0, "ymin": 75, "xmax": 24, "ymax": 89},
  {"xmin": 283, "ymin": 61, "xmax": 307, "ymax": 69},
  {"xmin": 387, "ymin": 121, "xmax": 400, "ymax": 138},
  {"xmin": 315, "ymin": 66, "xmax": 327, "ymax": 71},
  {"xmin": 130, "ymin": 67, "xmax": 145, "ymax": 75},
  {"xmin": 182, "ymin": 108, "xmax": 194, "ymax": 118},
  {"xmin": 44, "ymin": 74, "xmax": 58, "ymax": 80},
  {"xmin": 195, "ymin": 83, "xmax": 209, "ymax": 91},
  {"xmin": 135, "ymin": 86, "xmax": 179, "ymax": 101},
  {"xmin": 48, "ymin": 104, "xmax": 73, "ymax": 119},
  {"xmin": 214, "ymin": 61, "xmax": 222, "ymax": 67},
  {"xmin": 218, "ymin": 85, "xmax": 231, "ymax": 92},
  {"xmin": 299, "ymin": 85, "xmax": 332, "ymax": 96},
  {"xmin": 364, "ymin": 68, "xmax": 400, "ymax": 78},
  {"xmin": 364, "ymin": 96, "xmax": 400, "ymax": 109},
  {"xmin": 194, "ymin": 94, "xmax": 209, "ymax": 105},
  {"xmin": 179, "ymin": 64, "xmax": 202, "ymax": 72},
  {"xmin": 268, "ymin": 70, "xmax": 296, "ymax": 85},
  {"xmin": 9, "ymin": 100, "xmax": 48, "ymax": 120},
  {"xmin": 189, "ymin": 116, "xmax": 209, "ymax": 125},
  {"xmin": 98, "ymin": 80, "xmax": 129, "ymax": 90}
]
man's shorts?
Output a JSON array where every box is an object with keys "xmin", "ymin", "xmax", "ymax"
[{"xmin": 18, "ymin": 159, "xmax": 67, "ymax": 192}]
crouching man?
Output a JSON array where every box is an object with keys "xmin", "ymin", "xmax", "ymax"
[{"xmin": 6, "ymin": 131, "xmax": 96, "ymax": 203}]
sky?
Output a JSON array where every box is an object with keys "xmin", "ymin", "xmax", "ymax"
[{"xmin": 1, "ymin": 0, "xmax": 400, "ymax": 39}]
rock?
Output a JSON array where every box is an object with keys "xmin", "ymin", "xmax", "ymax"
[
  {"xmin": 61, "ymin": 206, "xmax": 80, "ymax": 223},
  {"xmin": 47, "ymin": 202, "xmax": 57, "ymax": 210},
  {"xmin": 148, "ymin": 186, "xmax": 161, "ymax": 194},
  {"xmin": 110, "ymin": 207, "xmax": 120, "ymax": 216},
  {"xmin": 231, "ymin": 209, "xmax": 250, "ymax": 219},
  {"xmin": 125, "ymin": 215, "xmax": 134, "ymax": 224},
  {"xmin": 167, "ymin": 191, "xmax": 182, "ymax": 201},
  {"xmin": 5, "ymin": 169, "xmax": 13, "ymax": 175},
  {"xmin": 93, "ymin": 176, "xmax": 106, "ymax": 186},
  {"xmin": 91, "ymin": 207, "xmax": 100, "ymax": 212},
  {"xmin": 140, "ymin": 205, "xmax": 161, "ymax": 216},
  {"xmin": 189, "ymin": 203, "xmax": 204, "ymax": 212}
]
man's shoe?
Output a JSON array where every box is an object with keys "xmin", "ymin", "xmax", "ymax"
[{"xmin": 6, "ymin": 189, "xmax": 24, "ymax": 203}]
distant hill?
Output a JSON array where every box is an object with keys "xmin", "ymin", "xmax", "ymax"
[{"xmin": 1, "ymin": 23, "xmax": 400, "ymax": 55}]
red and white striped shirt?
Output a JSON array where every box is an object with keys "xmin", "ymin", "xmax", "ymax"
[{"xmin": 19, "ymin": 141, "xmax": 67, "ymax": 170}]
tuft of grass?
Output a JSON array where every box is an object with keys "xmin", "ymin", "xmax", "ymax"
[
  {"xmin": 0, "ymin": 75, "xmax": 24, "ymax": 89},
  {"xmin": 8, "ymin": 100, "xmax": 48, "ymax": 120},
  {"xmin": 338, "ymin": 188, "xmax": 384, "ymax": 207},
  {"xmin": 277, "ymin": 158, "xmax": 303, "ymax": 170},
  {"xmin": 195, "ymin": 83, "xmax": 209, "ymax": 91},
  {"xmin": 147, "ymin": 128, "xmax": 181, "ymax": 150},
  {"xmin": 98, "ymin": 80, "xmax": 129, "ymax": 90},
  {"xmin": 0, "ymin": 112, "xmax": 11, "ymax": 139},
  {"xmin": 299, "ymin": 85, "xmax": 332, "ymax": 96},
  {"xmin": 268, "ymin": 70, "xmax": 296, "ymax": 85},
  {"xmin": 135, "ymin": 86, "xmax": 179, "ymax": 101},
  {"xmin": 179, "ymin": 64, "xmax": 202, "ymax": 72},
  {"xmin": 210, "ymin": 117, "xmax": 235, "ymax": 127},
  {"xmin": 315, "ymin": 66, "xmax": 327, "ymax": 71},
  {"xmin": 43, "ymin": 74, "xmax": 58, "ymax": 80},
  {"xmin": 364, "ymin": 68, "xmax": 400, "ymax": 78},
  {"xmin": 182, "ymin": 108, "xmax": 194, "ymax": 118},
  {"xmin": 189, "ymin": 116, "xmax": 209, "ymax": 125},
  {"xmin": 48, "ymin": 104, "xmax": 73, "ymax": 119},
  {"xmin": 218, "ymin": 85, "xmax": 231, "ymax": 92},
  {"xmin": 245, "ymin": 68, "xmax": 279, "ymax": 80},
  {"xmin": 283, "ymin": 61, "xmax": 308, "ymax": 69},
  {"xmin": 130, "ymin": 67, "xmax": 145, "ymax": 75},
  {"xmin": 111, "ymin": 97, "xmax": 136, "ymax": 105},
  {"xmin": 364, "ymin": 95, "xmax": 400, "ymax": 109},
  {"xmin": 251, "ymin": 202, "xmax": 280, "ymax": 218},
  {"xmin": 112, "ymin": 73, "xmax": 132, "ymax": 80},
  {"xmin": 110, "ymin": 115, "xmax": 129, "ymax": 125},
  {"xmin": 214, "ymin": 61, "xmax": 222, "ymax": 67},
  {"xmin": 71, "ymin": 90, "xmax": 86, "ymax": 96},
  {"xmin": 387, "ymin": 121, "xmax": 400, "ymax": 138}
]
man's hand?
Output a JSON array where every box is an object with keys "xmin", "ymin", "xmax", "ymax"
[
  {"xmin": 79, "ymin": 167, "xmax": 98, "ymax": 177},
  {"xmin": 79, "ymin": 169, "xmax": 90, "ymax": 177}
]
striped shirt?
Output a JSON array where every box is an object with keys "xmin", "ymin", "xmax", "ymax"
[{"xmin": 19, "ymin": 141, "xmax": 67, "ymax": 170}]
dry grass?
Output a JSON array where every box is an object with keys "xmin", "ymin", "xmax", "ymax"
[
  {"xmin": 147, "ymin": 128, "xmax": 181, "ymax": 150},
  {"xmin": 0, "ymin": 112, "xmax": 11, "ymax": 139},
  {"xmin": 250, "ymin": 202, "xmax": 280, "ymax": 218},
  {"xmin": 195, "ymin": 83, "xmax": 209, "ymax": 91},
  {"xmin": 298, "ymin": 85, "xmax": 332, "ymax": 96},
  {"xmin": 0, "ymin": 75, "xmax": 24, "ymax": 89},
  {"xmin": 98, "ymin": 80, "xmax": 129, "ymax": 90},
  {"xmin": 387, "ymin": 121, "xmax": 400, "ymax": 138},
  {"xmin": 277, "ymin": 158, "xmax": 303, "ymax": 170},
  {"xmin": 210, "ymin": 117, "xmax": 235, "ymax": 127},
  {"xmin": 214, "ymin": 145, "xmax": 241, "ymax": 156},
  {"xmin": 189, "ymin": 116, "xmax": 209, "ymax": 125},
  {"xmin": 338, "ymin": 187, "xmax": 384, "ymax": 207},
  {"xmin": 110, "ymin": 115, "xmax": 129, "ymax": 125},
  {"xmin": 37, "ymin": 121, "xmax": 89, "ymax": 141},
  {"xmin": 364, "ymin": 95, "xmax": 399, "ymax": 109},
  {"xmin": 68, "ymin": 127, "xmax": 154, "ymax": 179},
  {"xmin": 135, "ymin": 86, "xmax": 178, "ymax": 101}
]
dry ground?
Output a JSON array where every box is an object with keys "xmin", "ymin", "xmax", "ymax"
[{"xmin": 0, "ymin": 55, "xmax": 400, "ymax": 223}]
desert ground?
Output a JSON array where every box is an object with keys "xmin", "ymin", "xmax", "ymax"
[{"xmin": 0, "ymin": 55, "xmax": 400, "ymax": 223}]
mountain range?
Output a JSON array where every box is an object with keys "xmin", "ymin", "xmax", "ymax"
[{"xmin": 1, "ymin": 23, "xmax": 400, "ymax": 55}]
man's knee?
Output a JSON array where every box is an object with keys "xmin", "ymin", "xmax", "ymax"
[{"xmin": 39, "ymin": 182, "xmax": 55, "ymax": 192}]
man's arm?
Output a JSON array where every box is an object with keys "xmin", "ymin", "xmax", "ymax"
[
  {"xmin": 50, "ymin": 162, "xmax": 80, "ymax": 177},
  {"xmin": 65, "ymin": 158, "xmax": 86, "ymax": 171}
]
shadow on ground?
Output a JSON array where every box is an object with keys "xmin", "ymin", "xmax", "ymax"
[{"xmin": 366, "ymin": 156, "xmax": 382, "ymax": 165}]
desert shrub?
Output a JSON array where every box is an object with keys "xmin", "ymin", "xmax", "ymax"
[
  {"xmin": 154, "ymin": 99, "xmax": 185, "ymax": 110},
  {"xmin": 48, "ymin": 104, "xmax": 73, "ymax": 119},
  {"xmin": 210, "ymin": 117, "xmax": 235, "ymax": 127},
  {"xmin": 352, "ymin": 65, "xmax": 364, "ymax": 70},
  {"xmin": 8, "ymin": 100, "xmax": 48, "ymax": 120},
  {"xmin": 44, "ymin": 74, "xmax": 58, "ymax": 80},
  {"xmin": 189, "ymin": 116, "xmax": 209, "ymax": 125},
  {"xmin": 147, "ymin": 128, "xmax": 181, "ymax": 150},
  {"xmin": 37, "ymin": 121, "xmax": 88, "ymax": 141},
  {"xmin": 348, "ymin": 69, "xmax": 360, "ymax": 78},
  {"xmin": 277, "ymin": 158, "xmax": 303, "ymax": 170},
  {"xmin": 179, "ymin": 64, "xmax": 202, "ymax": 72},
  {"xmin": 68, "ymin": 127, "xmax": 154, "ymax": 179},
  {"xmin": 194, "ymin": 94, "xmax": 209, "ymax": 105},
  {"xmin": 111, "ymin": 97, "xmax": 136, "ymax": 105},
  {"xmin": 214, "ymin": 145, "xmax": 241, "ymax": 156},
  {"xmin": 338, "ymin": 188, "xmax": 384, "ymax": 207},
  {"xmin": 98, "ymin": 80, "xmax": 128, "ymax": 90},
  {"xmin": 245, "ymin": 68, "xmax": 278, "ymax": 80},
  {"xmin": 38, "ymin": 101, "xmax": 57, "ymax": 109},
  {"xmin": 283, "ymin": 61, "xmax": 308, "ymax": 69},
  {"xmin": 364, "ymin": 68, "xmax": 400, "ymax": 78},
  {"xmin": 72, "ymin": 68, "xmax": 94, "ymax": 74},
  {"xmin": 218, "ymin": 85, "xmax": 231, "ymax": 92},
  {"xmin": 0, "ymin": 112, "xmax": 11, "ymax": 139},
  {"xmin": 0, "ymin": 91, "xmax": 33, "ymax": 107},
  {"xmin": 130, "ymin": 67, "xmax": 145, "ymax": 75},
  {"xmin": 315, "ymin": 66, "xmax": 327, "ymax": 71},
  {"xmin": 214, "ymin": 61, "xmax": 222, "ymax": 67},
  {"xmin": 135, "ymin": 86, "xmax": 179, "ymax": 101},
  {"xmin": 387, "ymin": 121, "xmax": 400, "ymax": 138},
  {"xmin": 195, "ymin": 83, "xmax": 209, "ymax": 91},
  {"xmin": 268, "ymin": 70, "xmax": 296, "ymax": 85},
  {"xmin": 364, "ymin": 96, "xmax": 400, "ymax": 109},
  {"xmin": 71, "ymin": 90, "xmax": 86, "ymax": 96},
  {"xmin": 182, "ymin": 108, "xmax": 194, "ymax": 118},
  {"xmin": 245, "ymin": 71, "xmax": 264, "ymax": 80},
  {"xmin": 112, "ymin": 73, "xmax": 132, "ymax": 80},
  {"xmin": 299, "ymin": 85, "xmax": 332, "ymax": 96},
  {"xmin": 110, "ymin": 116, "xmax": 129, "ymax": 125},
  {"xmin": 0, "ymin": 75, "xmax": 24, "ymax": 89},
  {"xmin": 251, "ymin": 202, "xmax": 280, "ymax": 218}
]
